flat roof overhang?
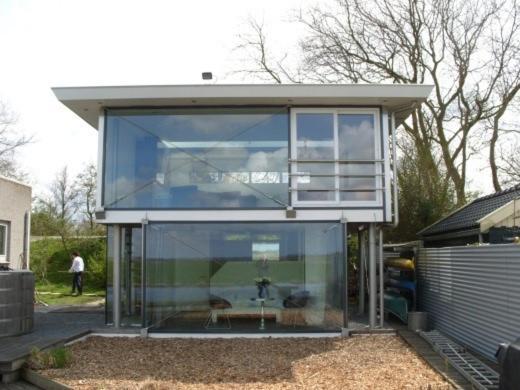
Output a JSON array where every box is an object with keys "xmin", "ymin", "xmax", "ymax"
[{"xmin": 52, "ymin": 83, "xmax": 433, "ymax": 128}]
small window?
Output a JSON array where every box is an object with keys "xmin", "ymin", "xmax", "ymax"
[
  {"xmin": 252, "ymin": 242, "xmax": 280, "ymax": 261},
  {"xmin": 0, "ymin": 223, "xmax": 7, "ymax": 261}
]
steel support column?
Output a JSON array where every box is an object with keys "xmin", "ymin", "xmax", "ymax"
[
  {"xmin": 379, "ymin": 227, "xmax": 384, "ymax": 328},
  {"xmin": 358, "ymin": 230, "xmax": 366, "ymax": 315},
  {"xmin": 113, "ymin": 225, "xmax": 121, "ymax": 328},
  {"xmin": 141, "ymin": 222, "xmax": 147, "ymax": 329},
  {"xmin": 368, "ymin": 223, "xmax": 377, "ymax": 328},
  {"xmin": 342, "ymin": 222, "xmax": 349, "ymax": 328}
]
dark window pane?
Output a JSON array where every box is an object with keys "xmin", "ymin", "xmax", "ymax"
[
  {"xmin": 0, "ymin": 224, "xmax": 6, "ymax": 256},
  {"xmin": 296, "ymin": 113, "xmax": 334, "ymax": 141}
]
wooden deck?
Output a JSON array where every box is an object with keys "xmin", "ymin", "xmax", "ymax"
[{"xmin": 0, "ymin": 305, "xmax": 104, "ymax": 383}]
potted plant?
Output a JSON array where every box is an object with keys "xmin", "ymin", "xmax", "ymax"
[{"xmin": 254, "ymin": 277, "xmax": 271, "ymax": 299}]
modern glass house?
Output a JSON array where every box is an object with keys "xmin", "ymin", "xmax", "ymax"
[{"xmin": 53, "ymin": 84, "xmax": 432, "ymax": 333}]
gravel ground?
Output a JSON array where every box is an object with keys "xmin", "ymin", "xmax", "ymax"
[{"xmin": 41, "ymin": 335, "xmax": 451, "ymax": 390}]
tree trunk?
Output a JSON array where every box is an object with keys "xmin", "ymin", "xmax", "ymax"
[
  {"xmin": 453, "ymin": 176, "xmax": 466, "ymax": 206},
  {"xmin": 489, "ymin": 121, "xmax": 502, "ymax": 192}
]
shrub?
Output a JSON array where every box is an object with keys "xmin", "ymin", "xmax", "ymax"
[
  {"xmin": 50, "ymin": 347, "xmax": 72, "ymax": 368},
  {"xmin": 31, "ymin": 236, "xmax": 107, "ymax": 290},
  {"xmin": 28, "ymin": 347, "xmax": 72, "ymax": 369}
]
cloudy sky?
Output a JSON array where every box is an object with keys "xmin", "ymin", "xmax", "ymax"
[{"xmin": 0, "ymin": 0, "xmax": 494, "ymax": 196}]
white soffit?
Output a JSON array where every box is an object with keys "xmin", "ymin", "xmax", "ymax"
[
  {"xmin": 52, "ymin": 83, "xmax": 433, "ymax": 129},
  {"xmin": 478, "ymin": 198, "xmax": 520, "ymax": 233}
]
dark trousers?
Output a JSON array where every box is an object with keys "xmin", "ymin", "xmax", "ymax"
[{"xmin": 72, "ymin": 272, "xmax": 83, "ymax": 295}]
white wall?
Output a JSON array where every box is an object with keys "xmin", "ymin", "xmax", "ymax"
[{"xmin": 0, "ymin": 177, "xmax": 31, "ymax": 269}]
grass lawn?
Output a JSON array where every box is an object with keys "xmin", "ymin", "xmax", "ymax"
[
  {"xmin": 36, "ymin": 281, "xmax": 105, "ymax": 306},
  {"xmin": 40, "ymin": 335, "xmax": 450, "ymax": 390}
]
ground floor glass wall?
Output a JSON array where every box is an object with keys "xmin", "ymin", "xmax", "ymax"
[
  {"xmin": 144, "ymin": 222, "xmax": 345, "ymax": 332},
  {"xmin": 107, "ymin": 221, "xmax": 345, "ymax": 331}
]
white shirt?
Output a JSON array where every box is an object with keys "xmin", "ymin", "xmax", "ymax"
[{"xmin": 70, "ymin": 256, "xmax": 85, "ymax": 272}]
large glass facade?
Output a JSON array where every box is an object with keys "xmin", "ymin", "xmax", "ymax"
[
  {"xmin": 143, "ymin": 222, "xmax": 344, "ymax": 332},
  {"xmin": 103, "ymin": 108, "xmax": 289, "ymax": 209}
]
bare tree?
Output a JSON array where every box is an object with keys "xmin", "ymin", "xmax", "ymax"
[
  {"xmin": 37, "ymin": 166, "xmax": 79, "ymax": 250},
  {"xmin": 498, "ymin": 141, "xmax": 520, "ymax": 186},
  {"xmin": 51, "ymin": 166, "xmax": 78, "ymax": 221},
  {"xmin": 0, "ymin": 102, "xmax": 31, "ymax": 180},
  {"xmin": 235, "ymin": 18, "xmax": 304, "ymax": 84},
  {"xmin": 488, "ymin": 102, "xmax": 520, "ymax": 191},
  {"xmin": 485, "ymin": 5, "xmax": 520, "ymax": 191},
  {"xmin": 75, "ymin": 163, "xmax": 97, "ymax": 233},
  {"xmin": 235, "ymin": 0, "xmax": 520, "ymax": 204},
  {"xmin": 386, "ymin": 135, "xmax": 456, "ymax": 242}
]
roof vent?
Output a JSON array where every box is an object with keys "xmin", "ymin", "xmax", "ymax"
[{"xmin": 202, "ymin": 72, "xmax": 213, "ymax": 80}]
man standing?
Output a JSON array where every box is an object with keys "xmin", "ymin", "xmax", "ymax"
[{"xmin": 69, "ymin": 251, "xmax": 85, "ymax": 295}]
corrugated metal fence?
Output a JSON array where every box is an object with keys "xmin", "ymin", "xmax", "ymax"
[{"xmin": 417, "ymin": 244, "xmax": 520, "ymax": 361}]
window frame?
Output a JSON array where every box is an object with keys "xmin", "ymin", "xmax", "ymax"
[
  {"xmin": 290, "ymin": 107, "xmax": 383, "ymax": 208},
  {"xmin": 0, "ymin": 221, "xmax": 8, "ymax": 262}
]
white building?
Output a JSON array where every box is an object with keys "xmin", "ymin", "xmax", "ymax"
[
  {"xmin": 53, "ymin": 83, "xmax": 432, "ymax": 332},
  {"xmin": 0, "ymin": 175, "xmax": 31, "ymax": 270}
]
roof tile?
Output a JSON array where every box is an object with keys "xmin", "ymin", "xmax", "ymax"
[{"xmin": 419, "ymin": 184, "xmax": 520, "ymax": 237}]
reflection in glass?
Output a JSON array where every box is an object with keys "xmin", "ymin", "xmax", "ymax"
[
  {"xmin": 338, "ymin": 114, "xmax": 375, "ymax": 160},
  {"xmin": 144, "ymin": 222, "xmax": 344, "ymax": 332},
  {"xmin": 106, "ymin": 226, "xmax": 114, "ymax": 325},
  {"xmin": 120, "ymin": 226, "xmax": 142, "ymax": 327},
  {"xmin": 104, "ymin": 108, "xmax": 289, "ymax": 209},
  {"xmin": 106, "ymin": 226, "xmax": 143, "ymax": 326},
  {"xmin": 296, "ymin": 113, "xmax": 335, "ymax": 201},
  {"xmin": 338, "ymin": 114, "xmax": 376, "ymax": 201},
  {"xmin": 252, "ymin": 242, "xmax": 280, "ymax": 261},
  {"xmin": 293, "ymin": 112, "xmax": 379, "ymax": 203}
]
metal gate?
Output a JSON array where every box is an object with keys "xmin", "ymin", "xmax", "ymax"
[{"xmin": 416, "ymin": 244, "xmax": 520, "ymax": 361}]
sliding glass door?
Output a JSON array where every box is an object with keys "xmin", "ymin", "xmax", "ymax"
[{"xmin": 291, "ymin": 108, "xmax": 382, "ymax": 206}]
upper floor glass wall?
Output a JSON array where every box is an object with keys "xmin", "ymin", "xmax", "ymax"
[{"xmin": 104, "ymin": 108, "xmax": 289, "ymax": 209}]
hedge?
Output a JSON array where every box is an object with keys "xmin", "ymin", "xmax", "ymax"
[{"xmin": 30, "ymin": 237, "xmax": 106, "ymax": 290}]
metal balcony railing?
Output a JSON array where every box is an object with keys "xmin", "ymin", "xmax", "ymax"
[{"xmin": 288, "ymin": 158, "xmax": 385, "ymax": 199}]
